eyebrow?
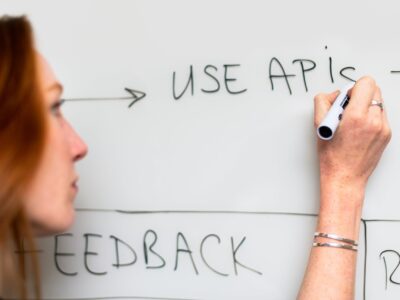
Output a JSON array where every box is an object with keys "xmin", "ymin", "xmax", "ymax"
[{"xmin": 47, "ymin": 82, "xmax": 64, "ymax": 94}]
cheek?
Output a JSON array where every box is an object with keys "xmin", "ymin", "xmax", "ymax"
[
  {"xmin": 42, "ymin": 204, "xmax": 75, "ymax": 234},
  {"xmin": 25, "ymin": 189, "xmax": 76, "ymax": 235},
  {"xmin": 23, "ymin": 122, "xmax": 75, "ymax": 235}
]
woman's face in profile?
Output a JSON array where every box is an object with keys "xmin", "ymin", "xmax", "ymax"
[{"xmin": 23, "ymin": 54, "xmax": 88, "ymax": 235}]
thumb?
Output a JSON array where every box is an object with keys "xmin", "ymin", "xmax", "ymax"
[{"xmin": 314, "ymin": 90, "xmax": 340, "ymax": 128}]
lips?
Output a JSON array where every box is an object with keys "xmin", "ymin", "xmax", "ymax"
[{"xmin": 71, "ymin": 177, "xmax": 79, "ymax": 194}]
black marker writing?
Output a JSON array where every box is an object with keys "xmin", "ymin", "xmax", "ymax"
[
  {"xmin": 84, "ymin": 233, "xmax": 107, "ymax": 276},
  {"xmin": 231, "ymin": 237, "xmax": 262, "ymax": 276},
  {"xmin": 223, "ymin": 64, "xmax": 247, "ymax": 95},
  {"xmin": 200, "ymin": 234, "xmax": 228, "ymax": 276},
  {"xmin": 54, "ymin": 233, "xmax": 77, "ymax": 276},
  {"xmin": 172, "ymin": 65, "xmax": 194, "ymax": 100},
  {"xmin": 15, "ymin": 239, "xmax": 43, "ymax": 255},
  {"xmin": 340, "ymin": 66, "xmax": 356, "ymax": 82},
  {"xmin": 292, "ymin": 59, "xmax": 316, "ymax": 92},
  {"xmin": 51, "ymin": 229, "xmax": 264, "ymax": 278},
  {"xmin": 144, "ymin": 229, "xmax": 166, "ymax": 269},
  {"xmin": 110, "ymin": 235, "xmax": 137, "ymax": 268},
  {"xmin": 325, "ymin": 45, "xmax": 334, "ymax": 83},
  {"xmin": 64, "ymin": 87, "xmax": 146, "ymax": 108},
  {"xmin": 201, "ymin": 65, "xmax": 220, "ymax": 93},
  {"xmin": 174, "ymin": 232, "xmax": 199, "ymax": 275},
  {"xmin": 380, "ymin": 249, "xmax": 400, "ymax": 290},
  {"xmin": 269, "ymin": 57, "xmax": 296, "ymax": 95},
  {"xmin": 172, "ymin": 64, "xmax": 247, "ymax": 99}
]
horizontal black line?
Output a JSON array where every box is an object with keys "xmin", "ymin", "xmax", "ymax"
[
  {"xmin": 363, "ymin": 219, "xmax": 400, "ymax": 222},
  {"xmin": 7, "ymin": 296, "xmax": 199, "ymax": 300},
  {"xmin": 391, "ymin": 71, "xmax": 400, "ymax": 73},
  {"xmin": 116, "ymin": 210, "xmax": 317, "ymax": 217},
  {"xmin": 14, "ymin": 250, "xmax": 43, "ymax": 254},
  {"xmin": 64, "ymin": 97, "xmax": 133, "ymax": 101},
  {"xmin": 75, "ymin": 208, "xmax": 317, "ymax": 217},
  {"xmin": 74, "ymin": 208, "xmax": 400, "ymax": 222}
]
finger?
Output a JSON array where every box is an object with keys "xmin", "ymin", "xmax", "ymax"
[
  {"xmin": 368, "ymin": 86, "xmax": 383, "ymax": 121},
  {"xmin": 346, "ymin": 76, "xmax": 377, "ymax": 115},
  {"xmin": 381, "ymin": 119, "xmax": 392, "ymax": 145},
  {"xmin": 382, "ymin": 100, "xmax": 389, "ymax": 125},
  {"xmin": 314, "ymin": 90, "xmax": 340, "ymax": 128},
  {"xmin": 381, "ymin": 99, "xmax": 391, "ymax": 143}
]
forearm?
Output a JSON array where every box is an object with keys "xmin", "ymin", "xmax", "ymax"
[
  {"xmin": 298, "ymin": 77, "xmax": 390, "ymax": 299},
  {"xmin": 297, "ymin": 180, "xmax": 365, "ymax": 300}
]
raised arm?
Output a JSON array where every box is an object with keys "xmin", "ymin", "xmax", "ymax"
[{"xmin": 297, "ymin": 76, "xmax": 391, "ymax": 300}]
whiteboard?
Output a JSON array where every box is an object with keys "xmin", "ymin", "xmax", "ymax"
[{"xmin": 1, "ymin": 0, "xmax": 400, "ymax": 299}]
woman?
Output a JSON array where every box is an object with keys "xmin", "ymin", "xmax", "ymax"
[
  {"xmin": 298, "ymin": 78, "xmax": 391, "ymax": 299},
  {"xmin": 0, "ymin": 16, "xmax": 87, "ymax": 299},
  {"xmin": 0, "ymin": 14, "xmax": 391, "ymax": 300}
]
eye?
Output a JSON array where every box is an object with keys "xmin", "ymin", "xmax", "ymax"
[{"xmin": 50, "ymin": 99, "xmax": 65, "ymax": 117}]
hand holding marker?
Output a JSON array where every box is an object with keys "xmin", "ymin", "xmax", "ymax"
[{"xmin": 317, "ymin": 83, "xmax": 355, "ymax": 140}]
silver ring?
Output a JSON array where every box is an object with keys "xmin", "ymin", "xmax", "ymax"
[
  {"xmin": 370, "ymin": 99, "xmax": 384, "ymax": 110},
  {"xmin": 313, "ymin": 242, "xmax": 358, "ymax": 251},
  {"xmin": 314, "ymin": 232, "xmax": 358, "ymax": 246}
]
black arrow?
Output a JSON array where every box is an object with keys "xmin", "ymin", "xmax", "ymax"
[{"xmin": 63, "ymin": 87, "xmax": 146, "ymax": 108}]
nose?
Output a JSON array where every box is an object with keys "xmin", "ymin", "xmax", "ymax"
[
  {"xmin": 66, "ymin": 120, "xmax": 88, "ymax": 162},
  {"xmin": 73, "ymin": 132, "xmax": 88, "ymax": 162}
]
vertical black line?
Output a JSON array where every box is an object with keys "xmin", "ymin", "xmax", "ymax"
[
  {"xmin": 383, "ymin": 256, "xmax": 388, "ymax": 290},
  {"xmin": 363, "ymin": 219, "xmax": 368, "ymax": 300}
]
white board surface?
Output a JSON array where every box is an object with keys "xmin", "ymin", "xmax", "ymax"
[{"xmin": 1, "ymin": 1, "xmax": 400, "ymax": 299}]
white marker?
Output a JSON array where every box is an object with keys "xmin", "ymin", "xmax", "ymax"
[{"xmin": 317, "ymin": 83, "xmax": 355, "ymax": 140}]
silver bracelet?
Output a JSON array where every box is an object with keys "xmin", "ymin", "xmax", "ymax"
[
  {"xmin": 313, "ymin": 242, "xmax": 358, "ymax": 251},
  {"xmin": 314, "ymin": 232, "xmax": 358, "ymax": 246}
]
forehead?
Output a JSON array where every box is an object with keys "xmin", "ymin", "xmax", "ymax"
[{"xmin": 36, "ymin": 52, "xmax": 63, "ymax": 93}]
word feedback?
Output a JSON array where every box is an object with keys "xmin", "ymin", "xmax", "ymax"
[{"xmin": 51, "ymin": 230, "xmax": 262, "ymax": 277}]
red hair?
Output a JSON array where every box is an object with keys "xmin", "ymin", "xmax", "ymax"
[{"xmin": 0, "ymin": 15, "xmax": 47, "ymax": 299}]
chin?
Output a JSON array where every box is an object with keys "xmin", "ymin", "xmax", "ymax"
[{"xmin": 33, "ymin": 209, "xmax": 75, "ymax": 236}]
